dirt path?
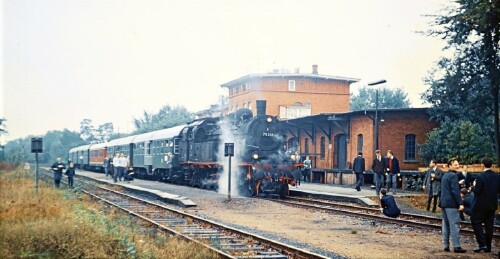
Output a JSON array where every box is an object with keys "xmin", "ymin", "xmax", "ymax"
[{"xmin": 188, "ymin": 197, "xmax": 498, "ymax": 259}]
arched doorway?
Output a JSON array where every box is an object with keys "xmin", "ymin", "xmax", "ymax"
[{"xmin": 335, "ymin": 134, "xmax": 347, "ymax": 169}]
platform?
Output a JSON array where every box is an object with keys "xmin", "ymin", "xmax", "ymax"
[
  {"xmin": 75, "ymin": 170, "xmax": 197, "ymax": 208},
  {"xmin": 289, "ymin": 182, "xmax": 420, "ymax": 207}
]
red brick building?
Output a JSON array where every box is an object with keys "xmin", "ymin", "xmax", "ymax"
[
  {"xmin": 284, "ymin": 108, "xmax": 438, "ymax": 171},
  {"xmin": 220, "ymin": 65, "xmax": 359, "ymax": 118},
  {"xmin": 220, "ymin": 66, "xmax": 438, "ymax": 180}
]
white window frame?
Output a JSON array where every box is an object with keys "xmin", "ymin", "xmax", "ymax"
[{"xmin": 288, "ymin": 80, "xmax": 296, "ymax": 91}]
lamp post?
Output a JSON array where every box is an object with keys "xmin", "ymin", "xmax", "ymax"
[{"xmin": 368, "ymin": 79, "xmax": 386, "ymax": 151}]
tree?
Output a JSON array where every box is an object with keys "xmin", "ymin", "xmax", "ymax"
[
  {"xmin": 350, "ymin": 87, "xmax": 411, "ymax": 111},
  {"xmin": 80, "ymin": 119, "xmax": 96, "ymax": 143},
  {"xmin": 419, "ymin": 120, "xmax": 495, "ymax": 165},
  {"xmin": 0, "ymin": 118, "xmax": 7, "ymax": 136},
  {"xmin": 4, "ymin": 129, "xmax": 84, "ymax": 166},
  {"xmin": 79, "ymin": 119, "xmax": 114, "ymax": 144},
  {"xmin": 95, "ymin": 123, "xmax": 114, "ymax": 143},
  {"xmin": 133, "ymin": 105, "xmax": 194, "ymax": 134},
  {"xmin": 426, "ymin": 0, "xmax": 500, "ymax": 164}
]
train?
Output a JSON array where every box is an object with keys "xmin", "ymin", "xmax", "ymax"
[{"xmin": 69, "ymin": 101, "xmax": 299, "ymax": 197}]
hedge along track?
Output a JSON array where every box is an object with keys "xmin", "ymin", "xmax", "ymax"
[
  {"xmin": 266, "ymin": 196, "xmax": 500, "ymax": 240},
  {"xmin": 39, "ymin": 169, "xmax": 329, "ymax": 259}
]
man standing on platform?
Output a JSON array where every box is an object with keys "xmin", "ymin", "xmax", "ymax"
[
  {"xmin": 303, "ymin": 156, "xmax": 311, "ymax": 182},
  {"xmin": 372, "ymin": 150, "xmax": 385, "ymax": 195},
  {"xmin": 385, "ymin": 150, "xmax": 400, "ymax": 194},
  {"xmin": 353, "ymin": 152, "xmax": 365, "ymax": 192},
  {"xmin": 423, "ymin": 159, "xmax": 443, "ymax": 213},
  {"xmin": 471, "ymin": 157, "xmax": 499, "ymax": 253},
  {"xmin": 440, "ymin": 157, "xmax": 466, "ymax": 253}
]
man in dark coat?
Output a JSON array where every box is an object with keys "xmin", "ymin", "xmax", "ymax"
[
  {"xmin": 471, "ymin": 157, "xmax": 499, "ymax": 253},
  {"xmin": 379, "ymin": 188, "xmax": 400, "ymax": 218},
  {"xmin": 371, "ymin": 150, "xmax": 385, "ymax": 195},
  {"xmin": 440, "ymin": 157, "xmax": 466, "ymax": 253},
  {"xmin": 385, "ymin": 150, "xmax": 400, "ymax": 194},
  {"xmin": 423, "ymin": 159, "xmax": 443, "ymax": 212},
  {"xmin": 51, "ymin": 157, "xmax": 66, "ymax": 188},
  {"xmin": 457, "ymin": 165, "xmax": 474, "ymax": 189},
  {"xmin": 353, "ymin": 151, "xmax": 365, "ymax": 192},
  {"xmin": 65, "ymin": 162, "xmax": 76, "ymax": 188}
]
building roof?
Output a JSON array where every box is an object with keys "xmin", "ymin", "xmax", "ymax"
[
  {"xmin": 283, "ymin": 107, "xmax": 431, "ymax": 122},
  {"xmin": 221, "ymin": 73, "xmax": 360, "ymax": 88}
]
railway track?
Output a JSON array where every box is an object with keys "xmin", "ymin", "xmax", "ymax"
[
  {"xmin": 265, "ymin": 196, "xmax": 500, "ymax": 239},
  {"xmin": 40, "ymin": 169, "xmax": 331, "ymax": 259}
]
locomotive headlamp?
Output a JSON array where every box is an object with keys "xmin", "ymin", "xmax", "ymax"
[
  {"xmin": 266, "ymin": 117, "xmax": 272, "ymax": 123},
  {"xmin": 252, "ymin": 152, "xmax": 259, "ymax": 160},
  {"xmin": 290, "ymin": 154, "xmax": 296, "ymax": 160}
]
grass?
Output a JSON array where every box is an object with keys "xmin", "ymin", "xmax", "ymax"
[{"xmin": 0, "ymin": 165, "xmax": 219, "ymax": 259}]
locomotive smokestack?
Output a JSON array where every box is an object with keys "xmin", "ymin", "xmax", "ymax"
[{"xmin": 256, "ymin": 100, "xmax": 267, "ymax": 116}]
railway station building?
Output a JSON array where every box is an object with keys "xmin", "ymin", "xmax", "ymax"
[{"xmin": 220, "ymin": 65, "xmax": 438, "ymax": 183}]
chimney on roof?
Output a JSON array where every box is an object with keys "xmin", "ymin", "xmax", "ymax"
[
  {"xmin": 295, "ymin": 67, "xmax": 300, "ymax": 73},
  {"xmin": 312, "ymin": 64, "xmax": 318, "ymax": 74}
]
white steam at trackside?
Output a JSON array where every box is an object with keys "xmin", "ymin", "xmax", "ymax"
[{"xmin": 217, "ymin": 117, "xmax": 243, "ymax": 196}]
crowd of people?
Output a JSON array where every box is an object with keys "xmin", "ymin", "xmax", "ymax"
[
  {"xmin": 351, "ymin": 151, "xmax": 498, "ymax": 254},
  {"xmin": 353, "ymin": 149, "xmax": 401, "ymax": 195},
  {"xmin": 103, "ymin": 153, "xmax": 134, "ymax": 183},
  {"xmin": 49, "ymin": 153, "xmax": 134, "ymax": 189}
]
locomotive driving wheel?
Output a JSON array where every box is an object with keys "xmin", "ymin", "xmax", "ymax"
[
  {"xmin": 241, "ymin": 179, "xmax": 256, "ymax": 197},
  {"xmin": 190, "ymin": 169, "xmax": 203, "ymax": 188},
  {"xmin": 279, "ymin": 182, "xmax": 289, "ymax": 199}
]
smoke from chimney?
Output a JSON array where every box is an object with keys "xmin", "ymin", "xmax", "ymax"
[{"xmin": 312, "ymin": 64, "xmax": 318, "ymax": 75}]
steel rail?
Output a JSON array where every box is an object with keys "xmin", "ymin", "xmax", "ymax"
[
  {"xmin": 40, "ymin": 169, "xmax": 331, "ymax": 259},
  {"xmin": 264, "ymin": 197, "xmax": 500, "ymax": 240},
  {"xmin": 287, "ymin": 196, "xmax": 500, "ymax": 232}
]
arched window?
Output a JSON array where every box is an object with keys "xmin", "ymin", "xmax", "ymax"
[
  {"xmin": 405, "ymin": 134, "xmax": 416, "ymax": 160},
  {"xmin": 243, "ymin": 103, "xmax": 247, "ymax": 108},
  {"xmin": 248, "ymin": 102, "xmax": 251, "ymax": 110},
  {"xmin": 357, "ymin": 134, "xmax": 363, "ymax": 153},
  {"xmin": 320, "ymin": 137, "xmax": 326, "ymax": 160},
  {"xmin": 304, "ymin": 138, "xmax": 309, "ymax": 155}
]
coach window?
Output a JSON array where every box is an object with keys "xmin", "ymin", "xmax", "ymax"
[
  {"xmin": 357, "ymin": 134, "xmax": 363, "ymax": 153},
  {"xmin": 304, "ymin": 138, "xmax": 309, "ymax": 155},
  {"xmin": 320, "ymin": 137, "xmax": 325, "ymax": 160},
  {"xmin": 405, "ymin": 134, "xmax": 417, "ymax": 161}
]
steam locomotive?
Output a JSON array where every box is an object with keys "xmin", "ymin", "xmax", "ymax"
[{"xmin": 69, "ymin": 101, "xmax": 297, "ymax": 197}]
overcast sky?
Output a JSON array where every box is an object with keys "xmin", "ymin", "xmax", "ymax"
[{"xmin": 2, "ymin": 0, "xmax": 449, "ymax": 142}]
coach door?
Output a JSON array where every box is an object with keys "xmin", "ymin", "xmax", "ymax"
[{"xmin": 335, "ymin": 134, "xmax": 347, "ymax": 169}]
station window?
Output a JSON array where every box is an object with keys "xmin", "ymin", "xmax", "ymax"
[
  {"xmin": 248, "ymin": 102, "xmax": 251, "ymax": 110},
  {"xmin": 405, "ymin": 134, "xmax": 416, "ymax": 160},
  {"xmin": 288, "ymin": 80, "xmax": 296, "ymax": 91}
]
